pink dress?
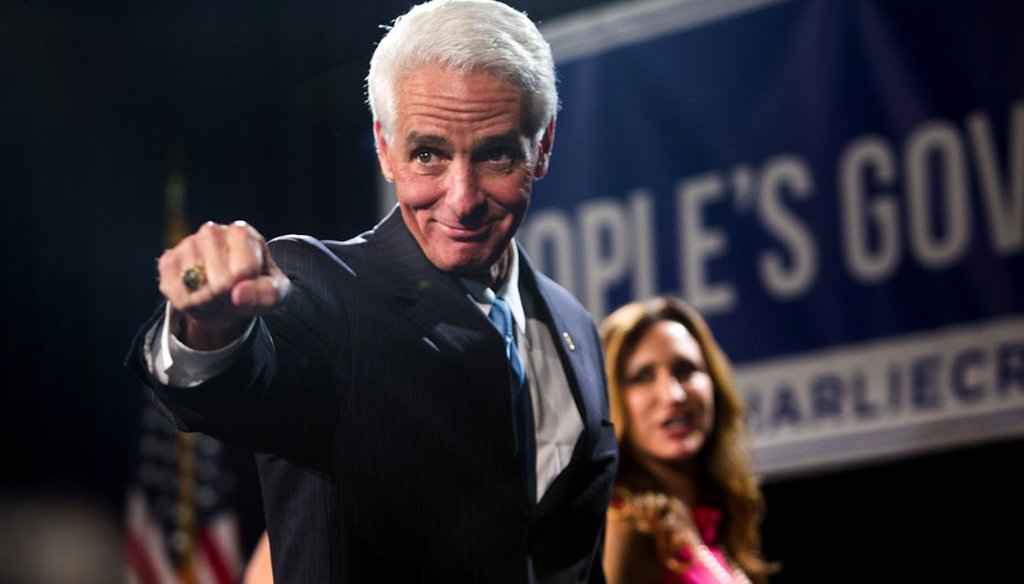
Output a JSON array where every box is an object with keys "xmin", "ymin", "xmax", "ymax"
[{"xmin": 662, "ymin": 506, "xmax": 745, "ymax": 584}]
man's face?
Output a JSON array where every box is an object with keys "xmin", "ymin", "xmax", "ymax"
[{"xmin": 375, "ymin": 66, "xmax": 553, "ymax": 280}]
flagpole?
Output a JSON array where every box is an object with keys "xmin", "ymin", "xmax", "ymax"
[{"xmin": 164, "ymin": 167, "xmax": 198, "ymax": 584}]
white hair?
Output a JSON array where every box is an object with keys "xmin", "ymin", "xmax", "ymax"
[{"xmin": 366, "ymin": 0, "xmax": 558, "ymax": 145}]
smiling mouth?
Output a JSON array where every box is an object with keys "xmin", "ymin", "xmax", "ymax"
[{"xmin": 440, "ymin": 221, "xmax": 493, "ymax": 241}]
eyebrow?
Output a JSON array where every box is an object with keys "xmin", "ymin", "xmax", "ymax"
[
  {"xmin": 403, "ymin": 131, "xmax": 524, "ymax": 151},
  {"xmin": 405, "ymin": 133, "xmax": 449, "ymax": 150},
  {"xmin": 476, "ymin": 132, "xmax": 523, "ymax": 151}
]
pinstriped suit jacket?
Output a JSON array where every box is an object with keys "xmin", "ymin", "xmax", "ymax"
[{"xmin": 130, "ymin": 206, "xmax": 619, "ymax": 583}]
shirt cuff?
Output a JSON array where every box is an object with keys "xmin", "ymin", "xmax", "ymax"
[{"xmin": 151, "ymin": 303, "xmax": 256, "ymax": 388}]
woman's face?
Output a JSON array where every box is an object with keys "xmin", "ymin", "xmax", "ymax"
[{"xmin": 621, "ymin": 320, "xmax": 715, "ymax": 464}]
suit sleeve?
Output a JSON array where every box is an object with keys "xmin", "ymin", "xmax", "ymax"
[{"xmin": 126, "ymin": 236, "xmax": 351, "ymax": 470}]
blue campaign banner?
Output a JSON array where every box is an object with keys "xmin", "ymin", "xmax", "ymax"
[{"xmin": 525, "ymin": 0, "xmax": 1024, "ymax": 478}]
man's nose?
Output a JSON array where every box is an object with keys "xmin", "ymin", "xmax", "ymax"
[{"xmin": 445, "ymin": 160, "xmax": 484, "ymax": 218}]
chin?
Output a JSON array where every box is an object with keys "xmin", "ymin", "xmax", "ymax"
[
  {"xmin": 657, "ymin": 450, "xmax": 698, "ymax": 464},
  {"xmin": 445, "ymin": 253, "xmax": 492, "ymax": 274},
  {"xmin": 425, "ymin": 246, "xmax": 480, "ymax": 270},
  {"xmin": 446, "ymin": 244, "xmax": 505, "ymax": 272},
  {"xmin": 657, "ymin": 440, "xmax": 703, "ymax": 463}
]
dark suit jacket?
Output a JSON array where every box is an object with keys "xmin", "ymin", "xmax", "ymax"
[{"xmin": 128, "ymin": 207, "xmax": 619, "ymax": 583}]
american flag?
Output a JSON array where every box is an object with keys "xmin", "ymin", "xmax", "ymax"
[{"xmin": 124, "ymin": 404, "xmax": 244, "ymax": 584}]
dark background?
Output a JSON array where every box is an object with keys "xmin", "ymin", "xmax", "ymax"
[{"xmin": 2, "ymin": 0, "xmax": 1020, "ymax": 582}]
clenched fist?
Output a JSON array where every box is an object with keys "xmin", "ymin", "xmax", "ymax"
[{"xmin": 157, "ymin": 220, "xmax": 291, "ymax": 350}]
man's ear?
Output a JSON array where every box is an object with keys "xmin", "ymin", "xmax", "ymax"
[
  {"xmin": 533, "ymin": 118, "xmax": 556, "ymax": 179},
  {"xmin": 374, "ymin": 121, "xmax": 395, "ymax": 182}
]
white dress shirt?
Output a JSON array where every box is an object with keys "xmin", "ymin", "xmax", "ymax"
[{"xmin": 459, "ymin": 243, "xmax": 584, "ymax": 501}]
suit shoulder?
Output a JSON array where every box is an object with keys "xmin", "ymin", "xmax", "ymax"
[
  {"xmin": 533, "ymin": 269, "xmax": 590, "ymax": 319},
  {"xmin": 268, "ymin": 233, "xmax": 369, "ymax": 254},
  {"xmin": 267, "ymin": 233, "xmax": 373, "ymax": 273}
]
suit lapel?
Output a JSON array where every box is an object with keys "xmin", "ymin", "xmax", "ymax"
[
  {"xmin": 366, "ymin": 210, "xmax": 604, "ymax": 506},
  {"xmin": 369, "ymin": 207, "xmax": 488, "ymax": 339},
  {"xmin": 541, "ymin": 295, "xmax": 602, "ymax": 434},
  {"xmin": 518, "ymin": 247, "xmax": 603, "ymax": 434},
  {"xmin": 367, "ymin": 207, "xmax": 509, "ymax": 428},
  {"xmin": 518, "ymin": 247, "xmax": 606, "ymax": 512}
]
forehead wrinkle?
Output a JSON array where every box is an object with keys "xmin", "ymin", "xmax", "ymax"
[
  {"xmin": 399, "ymin": 87, "xmax": 522, "ymax": 121},
  {"xmin": 399, "ymin": 101, "xmax": 521, "ymax": 130},
  {"xmin": 403, "ymin": 80, "xmax": 520, "ymax": 106}
]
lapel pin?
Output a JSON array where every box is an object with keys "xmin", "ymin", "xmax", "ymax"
[{"xmin": 562, "ymin": 332, "xmax": 575, "ymax": 352}]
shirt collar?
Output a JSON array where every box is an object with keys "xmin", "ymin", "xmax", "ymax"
[{"xmin": 460, "ymin": 241, "xmax": 527, "ymax": 336}]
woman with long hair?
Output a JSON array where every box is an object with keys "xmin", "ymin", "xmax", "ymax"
[{"xmin": 600, "ymin": 297, "xmax": 778, "ymax": 584}]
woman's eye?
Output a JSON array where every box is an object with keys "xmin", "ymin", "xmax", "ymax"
[
  {"xmin": 672, "ymin": 361, "xmax": 698, "ymax": 380},
  {"xmin": 625, "ymin": 368, "xmax": 654, "ymax": 385}
]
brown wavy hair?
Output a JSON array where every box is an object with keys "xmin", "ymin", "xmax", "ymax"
[{"xmin": 600, "ymin": 296, "xmax": 777, "ymax": 583}]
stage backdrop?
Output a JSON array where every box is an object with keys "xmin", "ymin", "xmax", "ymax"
[{"xmin": 526, "ymin": 0, "xmax": 1024, "ymax": 479}]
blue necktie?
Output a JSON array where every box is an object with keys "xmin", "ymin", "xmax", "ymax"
[{"xmin": 489, "ymin": 295, "xmax": 536, "ymax": 504}]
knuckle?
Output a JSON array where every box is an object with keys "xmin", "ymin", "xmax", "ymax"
[
  {"xmin": 196, "ymin": 221, "xmax": 223, "ymax": 242},
  {"xmin": 157, "ymin": 252, "xmax": 174, "ymax": 273},
  {"xmin": 227, "ymin": 221, "xmax": 265, "ymax": 248},
  {"xmin": 229, "ymin": 220, "xmax": 257, "ymax": 237},
  {"xmin": 227, "ymin": 221, "xmax": 248, "ymax": 236},
  {"xmin": 158, "ymin": 279, "xmax": 174, "ymax": 299}
]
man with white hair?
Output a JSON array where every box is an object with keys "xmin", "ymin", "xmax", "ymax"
[{"xmin": 128, "ymin": 1, "xmax": 618, "ymax": 582}]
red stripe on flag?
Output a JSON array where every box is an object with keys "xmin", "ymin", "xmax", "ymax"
[
  {"xmin": 126, "ymin": 529, "xmax": 161, "ymax": 584},
  {"xmin": 199, "ymin": 526, "xmax": 236, "ymax": 584}
]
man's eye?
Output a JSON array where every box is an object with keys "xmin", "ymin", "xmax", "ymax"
[
  {"xmin": 414, "ymin": 150, "xmax": 435, "ymax": 164},
  {"xmin": 476, "ymin": 147, "xmax": 518, "ymax": 166},
  {"xmin": 485, "ymin": 148, "xmax": 511, "ymax": 162}
]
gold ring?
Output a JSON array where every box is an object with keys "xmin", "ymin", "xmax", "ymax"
[{"xmin": 181, "ymin": 265, "xmax": 207, "ymax": 293}]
